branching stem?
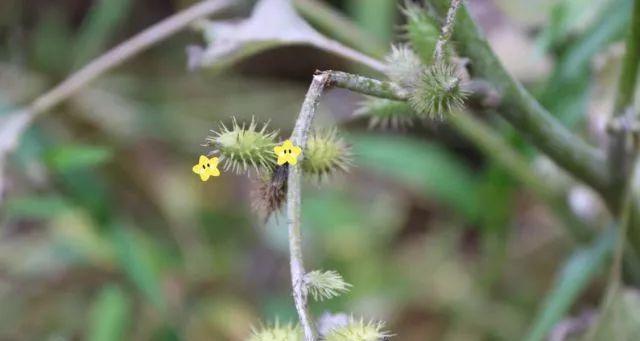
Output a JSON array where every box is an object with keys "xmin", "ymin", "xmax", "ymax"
[
  {"xmin": 287, "ymin": 72, "xmax": 329, "ymax": 341},
  {"xmin": 326, "ymin": 70, "xmax": 409, "ymax": 100}
]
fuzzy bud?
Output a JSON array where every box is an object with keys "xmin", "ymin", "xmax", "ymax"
[
  {"xmin": 384, "ymin": 44, "xmax": 424, "ymax": 89},
  {"xmin": 251, "ymin": 165, "xmax": 288, "ymax": 221},
  {"xmin": 324, "ymin": 317, "xmax": 392, "ymax": 341},
  {"xmin": 408, "ymin": 63, "xmax": 468, "ymax": 120},
  {"xmin": 302, "ymin": 130, "xmax": 352, "ymax": 180},
  {"xmin": 206, "ymin": 117, "xmax": 278, "ymax": 174},
  {"xmin": 249, "ymin": 321, "xmax": 302, "ymax": 341},
  {"xmin": 355, "ymin": 97, "xmax": 420, "ymax": 129},
  {"xmin": 303, "ymin": 270, "xmax": 351, "ymax": 301}
]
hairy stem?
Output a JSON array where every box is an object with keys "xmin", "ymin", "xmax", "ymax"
[
  {"xmin": 433, "ymin": 0, "xmax": 462, "ymax": 62},
  {"xmin": 287, "ymin": 72, "xmax": 330, "ymax": 341},
  {"xmin": 326, "ymin": 70, "xmax": 409, "ymax": 100},
  {"xmin": 428, "ymin": 0, "xmax": 610, "ymax": 197}
]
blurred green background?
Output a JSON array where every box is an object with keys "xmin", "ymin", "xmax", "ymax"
[{"xmin": 0, "ymin": 0, "xmax": 632, "ymax": 340}]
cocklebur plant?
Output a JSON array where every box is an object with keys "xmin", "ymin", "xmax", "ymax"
[
  {"xmin": 237, "ymin": 127, "xmax": 352, "ymax": 219},
  {"xmin": 354, "ymin": 97, "xmax": 420, "ymax": 129},
  {"xmin": 206, "ymin": 117, "xmax": 279, "ymax": 174},
  {"xmin": 407, "ymin": 62, "xmax": 468, "ymax": 120},
  {"xmin": 323, "ymin": 318, "xmax": 392, "ymax": 341},
  {"xmin": 251, "ymin": 316, "xmax": 391, "ymax": 341},
  {"xmin": 3, "ymin": 0, "xmax": 635, "ymax": 338},
  {"xmin": 303, "ymin": 270, "xmax": 351, "ymax": 302},
  {"xmin": 383, "ymin": 44, "xmax": 423, "ymax": 89},
  {"xmin": 356, "ymin": 2, "xmax": 467, "ymax": 127},
  {"xmin": 302, "ymin": 130, "xmax": 352, "ymax": 181},
  {"xmin": 196, "ymin": 2, "xmax": 468, "ymax": 339}
]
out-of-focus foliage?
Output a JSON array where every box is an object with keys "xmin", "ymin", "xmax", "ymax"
[{"xmin": 0, "ymin": 0, "xmax": 633, "ymax": 340}]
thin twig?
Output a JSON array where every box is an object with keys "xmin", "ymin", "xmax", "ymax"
[
  {"xmin": 325, "ymin": 70, "xmax": 409, "ymax": 100},
  {"xmin": 433, "ymin": 0, "xmax": 462, "ymax": 62},
  {"xmin": 0, "ymin": 0, "xmax": 232, "ymax": 205},
  {"xmin": 287, "ymin": 72, "xmax": 329, "ymax": 341}
]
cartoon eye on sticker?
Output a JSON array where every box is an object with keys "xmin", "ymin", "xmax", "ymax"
[
  {"xmin": 274, "ymin": 140, "xmax": 302, "ymax": 166},
  {"xmin": 192, "ymin": 155, "xmax": 221, "ymax": 181}
]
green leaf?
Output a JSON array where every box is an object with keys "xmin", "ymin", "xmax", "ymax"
[
  {"xmin": 524, "ymin": 228, "xmax": 615, "ymax": 341},
  {"xmin": 45, "ymin": 145, "xmax": 113, "ymax": 172},
  {"xmin": 87, "ymin": 285, "xmax": 131, "ymax": 341},
  {"xmin": 350, "ymin": 134, "xmax": 479, "ymax": 220}
]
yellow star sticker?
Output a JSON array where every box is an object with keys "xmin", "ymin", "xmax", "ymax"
[
  {"xmin": 274, "ymin": 139, "xmax": 302, "ymax": 165},
  {"xmin": 192, "ymin": 155, "xmax": 221, "ymax": 181}
]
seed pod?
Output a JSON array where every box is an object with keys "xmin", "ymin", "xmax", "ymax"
[
  {"xmin": 323, "ymin": 317, "xmax": 391, "ymax": 341},
  {"xmin": 302, "ymin": 129, "xmax": 352, "ymax": 180},
  {"xmin": 408, "ymin": 62, "xmax": 468, "ymax": 120},
  {"xmin": 206, "ymin": 117, "xmax": 278, "ymax": 174},
  {"xmin": 384, "ymin": 44, "xmax": 424, "ymax": 89},
  {"xmin": 251, "ymin": 165, "xmax": 288, "ymax": 221},
  {"xmin": 249, "ymin": 321, "xmax": 301, "ymax": 341},
  {"xmin": 355, "ymin": 97, "xmax": 419, "ymax": 129}
]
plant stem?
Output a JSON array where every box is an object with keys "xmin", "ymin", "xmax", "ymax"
[
  {"xmin": 433, "ymin": 0, "xmax": 461, "ymax": 62},
  {"xmin": 428, "ymin": 0, "xmax": 610, "ymax": 197},
  {"xmin": 325, "ymin": 71, "xmax": 409, "ymax": 100},
  {"xmin": 287, "ymin": 72, "xmax": 329, "ymax": 341}
]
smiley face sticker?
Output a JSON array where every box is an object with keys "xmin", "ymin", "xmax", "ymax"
[
  {"xmin": 274, "ymin": 140, "xmax": 302, "ymax": 166},
  {"xmin": 192, "ymin": 155, "xmax": 221, "ymax": 181}
]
